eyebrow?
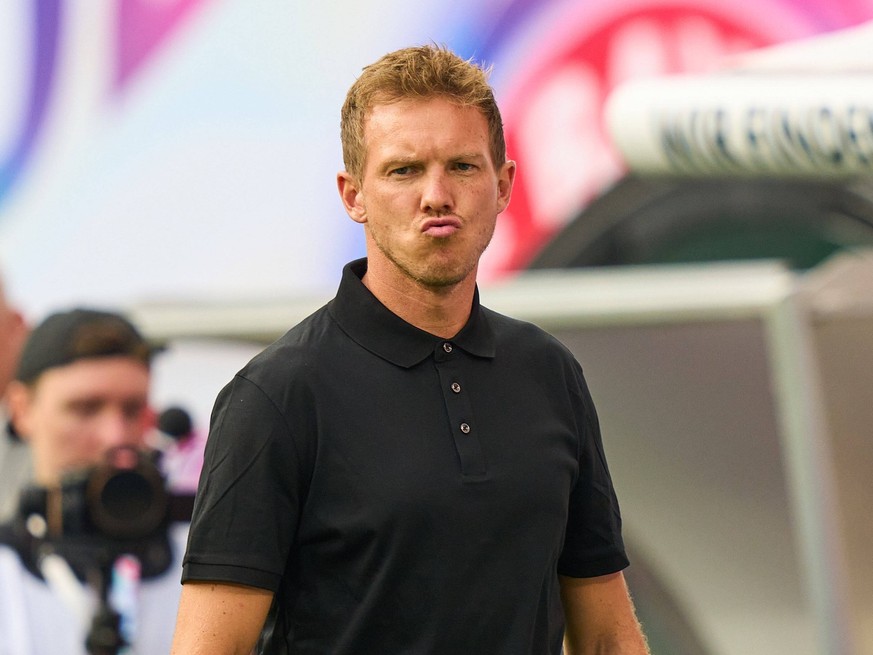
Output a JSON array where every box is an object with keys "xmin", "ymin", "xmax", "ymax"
[{"xmin": 382, "ymin": 156, "xmax": 419, "ymax": 167}]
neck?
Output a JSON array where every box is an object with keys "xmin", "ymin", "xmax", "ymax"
[{"xmin": 362, "ymin": 259, "xmax": 476, "ymax": 339}]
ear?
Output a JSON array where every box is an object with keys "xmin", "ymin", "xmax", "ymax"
[
  {"xmin": 496, "ymin": 160, "xmax": 516, "ymax": 214},
  {"xmin": 337, "ymin": 172, "xmax": 367, "ymax": 224},
  {"xmin": 6, "ymin": 380, "xmax": 34, "ymax": 443}
]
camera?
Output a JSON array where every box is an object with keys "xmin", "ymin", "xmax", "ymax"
[{"xmin": 17, "ymin": 446, "xmax": 182, "ymax": 578}]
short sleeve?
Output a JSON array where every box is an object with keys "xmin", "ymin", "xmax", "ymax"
[
  {"xmin": 557, "ymin": 364, "xmax": 629, "ymax": 578},
  {"xmin": 181, "ymin": 374, "xmax": 308, "ymax": 591}
]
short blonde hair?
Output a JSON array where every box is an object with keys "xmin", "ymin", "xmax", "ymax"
[{"xmin": 340, "ymin": 44, "xmax": 506, "ymax": 180}]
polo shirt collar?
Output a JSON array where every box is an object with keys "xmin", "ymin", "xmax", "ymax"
[{"xmin": 328, "ymin": 258, "xmax": 496, "ymax": 368}]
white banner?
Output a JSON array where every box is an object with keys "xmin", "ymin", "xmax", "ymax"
[{"xmin": 605, "ymin": 73, "xmax": 873, "ymax": 176}]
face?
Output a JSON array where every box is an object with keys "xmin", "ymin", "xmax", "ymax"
[
  {"xmin": 0, "ymin": 293, "xmax": 27, "ymax": 394},
  {"xmin": 8, "ymin": 357, "xmax": 151, "ymax": 486},
  {"xmin": 338, "ymin": 96, "xmax": 515, "ymax": 290}
]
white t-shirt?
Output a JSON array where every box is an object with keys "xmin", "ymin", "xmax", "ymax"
[{"xmin": 0, "ymin": 523, "xmax": 187, "ymax": 655}]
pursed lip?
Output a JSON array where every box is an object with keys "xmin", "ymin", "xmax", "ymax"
[{"xmin": 420, "ymin": 216, "xmax": 462, "ymax": 237}]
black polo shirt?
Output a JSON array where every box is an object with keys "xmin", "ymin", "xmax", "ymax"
[{"xmin": 182, "ymin": 258, "xmax": 627, "ymax": 654}]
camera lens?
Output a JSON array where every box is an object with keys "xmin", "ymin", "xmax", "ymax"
[
  {"xmin": 101, "ymin": 470, "xmax": 155, "ymax": 519},
  {"xmin": 87, "ymin": 451, "xmax": 168, "ymax": 540}
]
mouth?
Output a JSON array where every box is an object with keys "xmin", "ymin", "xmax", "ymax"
[{"xmin": 421, "ymin": 216, "xmax": 461, "ymax": 238}]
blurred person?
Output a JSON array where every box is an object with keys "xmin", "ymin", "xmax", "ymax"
[
  {"xmin": 172, "ymin": 45, "xmax": 649, "ymax": 654},
  {"xmin": 0, "ymin": 308, "xmax": 188, "ymax": 654},
  {"xmin": 151, "ymin": 405, "xmax": 206, "ymax": 494},
  {"xmin": 0, "ymin": 269, "xmax": 31, "ymax": 521}
]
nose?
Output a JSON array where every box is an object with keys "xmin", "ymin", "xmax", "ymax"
[
  {"xmin": 420, "ymin": 170, "xmax": 454, "ymax": 214},
  {"xmin": 96, "ymin": 408, "xmax": 146, "ymax": 452}
]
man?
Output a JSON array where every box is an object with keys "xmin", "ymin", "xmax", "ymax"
[
  {"xmin": 172, "ymin": 45, "xmax": 649, "ymax": 654},
  {"xmin": 0, "ymin": 271, "xmax": 30, "ymax": 520},
  {"xmin": 0, "ymin": 308, "xmax": 187, "ymax": 654}
]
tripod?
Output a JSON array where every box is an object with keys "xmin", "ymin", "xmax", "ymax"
[
  {"xmin": 84, "ymin": 556, "xmax": 128, "ymax": 655},
  {"xmin": 39, "ymin": 546, "xmax": 134, "ymax": 655}
]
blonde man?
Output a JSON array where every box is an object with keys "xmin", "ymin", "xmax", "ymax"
[{"xmin": 172, "ymin": 45, "xmax": 649, "ymax": 655}]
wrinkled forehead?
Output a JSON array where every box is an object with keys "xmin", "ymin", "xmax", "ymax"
[{"xmin": 363, "ymin": 97, "xmax": 489, "ymax": 143}]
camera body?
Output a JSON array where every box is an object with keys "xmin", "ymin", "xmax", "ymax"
[{"xmin": 18, "ymin": 447, "xmax": 176, "ymax": 578}]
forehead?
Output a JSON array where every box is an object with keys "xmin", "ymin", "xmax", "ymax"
[{"xmin": 363, "ymin": 97, "xmax": 490, "ymax": 150}]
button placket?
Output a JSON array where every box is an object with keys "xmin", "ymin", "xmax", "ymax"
[{"xmin": 435, "ymin": 350, "xmax": 485, "ymax": 477}]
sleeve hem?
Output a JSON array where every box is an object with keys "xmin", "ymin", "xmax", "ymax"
[
  {"xmin": 181, "ymin": 561, "xmax": 281, "ymax": 592},
  {"xmin": 557, "ymin": 552, "xmax": 630, "ymax": 579}
]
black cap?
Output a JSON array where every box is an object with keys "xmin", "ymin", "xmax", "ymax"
[{"xmin": 14, "ymin": 308, "xmax": 157, "ymax": 384}]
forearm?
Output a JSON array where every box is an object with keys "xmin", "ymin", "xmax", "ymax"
[
  {"xmin": 170, "ymin": 581, "xmax": 273, "ymax": 655},
  {"xmin": 560, "ymin": 572, "xmax": 650, "ymax": 655}
]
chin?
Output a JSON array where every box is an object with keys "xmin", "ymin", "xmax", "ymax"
[
  {"xmin": 414, "ymin": 264, "xmax": 475, "ymax": 289},
  {"xmin": 384, "ymin": 245, "xmax": 480, "ymax": 289}
]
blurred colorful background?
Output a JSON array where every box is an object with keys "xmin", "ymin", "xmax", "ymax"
[
  {"xmin": 3, "ymin": 0, "xmax": 873, "ymax": 316},
  {"xmin": 3, "ymin": 2, "xmax": 873, "ymax": 654}
]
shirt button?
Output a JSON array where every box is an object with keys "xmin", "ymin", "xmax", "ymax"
[
  {"xmin": 460, "ymin": 422, "xmax": 471, "ymax": 434},
  {"xmin": 443, "ymin": 342, "xmax": 453, "ymax": 353},
  {"xmin": 451, "ymin": 382, "xmax": 461, "ymax": 393}
]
